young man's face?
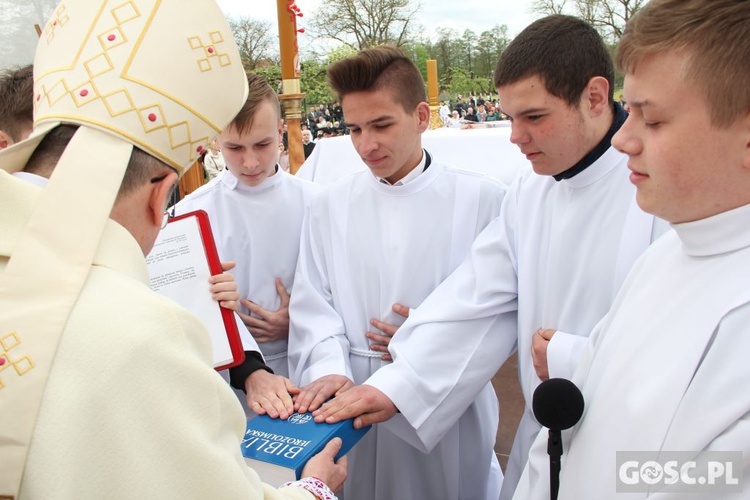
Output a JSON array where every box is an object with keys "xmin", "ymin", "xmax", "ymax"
[
  {"xmin": 301, "ymin": 129, "xmax": 312, "ymax": 144},
  {"xmin": 613, "ymin": 51, "xmax": 750, "ymax": 224},
  {"xmin": 498, "ymin": 74, "xmax": 599, "ymax": 177},
  {"xmin": 219, "ymin": 99, "xmax": 282, "ymax": 187},
  {"xmin": 342, "ymin": 88, "xmax": 428, "ymax": 184}
]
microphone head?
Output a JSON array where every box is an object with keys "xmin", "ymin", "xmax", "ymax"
[{"xmin": 532, "ymin": 378, "xmax": 585, "ymax": 431}]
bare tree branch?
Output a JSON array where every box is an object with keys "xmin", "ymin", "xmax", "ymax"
[
  {"xmin": 532, "ymin": 0, "xmax": 569, "ymax": 16},
  {"xmin": 532, "ymin": 0, "xmax": 648, "ymax": 43},
  {"xmin": 228, "ymin": 17, "xmax": 274, "ymax": 70},
  {"xmin": 309, "ymin": 0, "xmax": 420, "ymax": 50}
]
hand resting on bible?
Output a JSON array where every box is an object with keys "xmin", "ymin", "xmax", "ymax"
[
  {"xmin": 294, "ymin": 374, "xmax": 354, "ymax": 414},
  {"xmin": 244, "ymin": 369, "xmax": 299, "ymax": 420},
  {"xmin": 313, "ymin": 384, "xmax": 397, "ymax": 429}
]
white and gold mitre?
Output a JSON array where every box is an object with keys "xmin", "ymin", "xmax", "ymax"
[
  {"xmin": 1, "ymin": 0, "xmax": 247, "ymax": 175},
  {"xmin": 0, "ymin": 1, "xmax": 247, "ymax": 497}
]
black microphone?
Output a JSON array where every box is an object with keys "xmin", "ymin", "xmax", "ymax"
[{"xmin": 532, "ymin": 378, "xmax": 585, "ymax": 500}]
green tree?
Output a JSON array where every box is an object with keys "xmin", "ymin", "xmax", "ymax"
[
  {"xmin": 475, "ymin": 25, "xmax": 510, "ymax": 83},
  {"xmin": 462, "ymin": 29, "xmax": 478, "ymax": 76},
  {"xmin": 298, "ymin": 59, "xmax": 331, "ymax": 106},
  {"xmin": 444, "ymin": 67, "xmax": 492, "ymax": 97},
  {"xmin": 432, "ymin": 28, "xmax": 461, "ymax": 79},
  {"xmin": 251, "ymin": 65, "xmax": 282, "ymax": 94}
]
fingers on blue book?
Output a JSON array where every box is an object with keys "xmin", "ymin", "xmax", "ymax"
[{"xmin": 241, "ymin": 412, "xmax": 371, "ymax": 487}]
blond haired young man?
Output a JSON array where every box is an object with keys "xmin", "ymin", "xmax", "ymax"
[{"xmin": 176, "ymin": 73, "xmax": 320, "ymax": 419}]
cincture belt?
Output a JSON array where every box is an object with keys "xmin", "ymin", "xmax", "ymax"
[{"xmin": 349, "ymin": 347, "xmax": 382, "ymax": 358}]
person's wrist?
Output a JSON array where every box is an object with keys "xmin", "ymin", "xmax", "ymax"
[{"xmin": 282, "ymin": 476, "xmax": 336, "ymax": 500}]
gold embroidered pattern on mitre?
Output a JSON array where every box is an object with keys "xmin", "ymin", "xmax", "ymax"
[
  {"xmin": 0, "ymin": 332, "xmax": 35, "ymax": 390},
  {"xmin": 188, "ymin": 31, "xmax": 232, "ymax": 72},
  {"xmin": 44, "ymin": 3, "xmax": 70, "ymax": 44},
  {"xmin": 32, "ymin": 0, "xmax": 242, "ymax": 172}
]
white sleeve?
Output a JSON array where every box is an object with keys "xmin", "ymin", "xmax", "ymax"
[
  {"xmin": 546, "ymin": 330, "xmax": 588, "ymax": 380},
  {"xmin": 366, "ymin": 207, "xmax": 520, "ymax": 451},
  {"xmin": 287, "ymin": 206, "xmax": 352, "ymax": 386},
  {"xmin": 235, "ymin": 312, "xmax": 261, "ymax": 352}
]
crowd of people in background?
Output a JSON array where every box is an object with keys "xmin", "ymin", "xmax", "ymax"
[
  {"xmin": 440, "ymin": 93, "xmax": 509, "ymax": 127},
  {"xmin": 304, "ymin": 103, "xmax": 348, "ymax": 141},
  {"xmin": 304, "ymin": 93, "xmax": 510, "ymax": 138}
]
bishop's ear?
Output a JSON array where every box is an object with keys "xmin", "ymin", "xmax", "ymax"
[
  {"xmin": 0, "ymin": 130, "xmax": 13, "ymax": 150},
  {"xmin": 148, "ymin": 170, "xmax": 178, "ymax": 228}
]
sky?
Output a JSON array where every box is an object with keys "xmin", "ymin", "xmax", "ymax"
[
  {"xmin": 216, "ymin": 0, "xmax": 540, "ymax": 47},
  {"xmin": 0, "ymin": 1, "xmax": 540, "ymax": 68}
]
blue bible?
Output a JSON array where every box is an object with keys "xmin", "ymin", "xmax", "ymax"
[{"xmin": 241, "ymin": 412, "xmax": 371, "ymax": 487}]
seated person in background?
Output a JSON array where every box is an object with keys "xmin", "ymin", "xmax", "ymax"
[
  {"xmin": 464, "ymin": 106, "xmax": 479, "ymax": 122},
  {"xmin": 202, "ymin": 136, "xmax": 225, "ymax": 180},
  {"xmin": 477, "ymin": 104, "xmax": 487, "ymax": 122},
  {"xmin": 447, "ymin": 109, "xmax": 462, "ymax": 128},
  {"xmin": 439, "ymin": 101, "xmax": 450, "ymax": 124},
  {"xmin": 485, "ymin": 104, "xmax": 501, "ymax": 121},
  {"xmin": 302, "ymin": 128, "xmax": 316, "ymax": 159}
]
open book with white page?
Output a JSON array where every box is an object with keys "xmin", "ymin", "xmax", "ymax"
[{"xmin": 146, "ymin": 209, "xmax": 244, "ymax": 370}]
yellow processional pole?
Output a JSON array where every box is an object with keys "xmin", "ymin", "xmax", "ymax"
[
  {"xmin": 277, "ymin": 0, "xmax": 306, "ymax": 174},
  {"xmin": 426, "ymin": 59, "xmax": 443, "ymax": 129}
]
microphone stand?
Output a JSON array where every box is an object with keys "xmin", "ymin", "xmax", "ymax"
[
  {"xmin": 533, "ymin": 378, "xmax": 584, "ymax": 500},
  {"xmin": 547, "ymin": 429, "xmax": 562, "ymax": 500}
]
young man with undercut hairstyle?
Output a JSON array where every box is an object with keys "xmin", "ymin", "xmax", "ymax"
[{"xmin": 288, "ymin": 45, "xmax": 507, "ymax": 500}]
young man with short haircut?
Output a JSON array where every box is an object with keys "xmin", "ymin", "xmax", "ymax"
[
  {"xmin": 288, "ymin": 45, "xmax": 507, "ymax": 500},
  {"xmin": 176, "ymin": 73, "xmax": 320, "ymax": 419}
]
